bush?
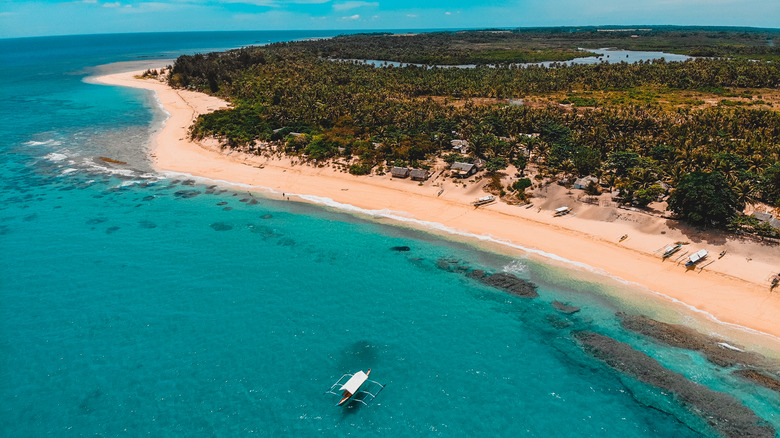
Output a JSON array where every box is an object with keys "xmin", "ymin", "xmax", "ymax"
[
  {"xmin": 512, "ymin": 178, "xmax": 532, "ymax": 192},
  {"xmin": 348, "ymin": 164, "xmax": 372, "ymax": 175}
]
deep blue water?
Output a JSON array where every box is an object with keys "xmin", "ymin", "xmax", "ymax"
[{"xmin": 1, "ymin": 31, "xmax": 778, "ymax": 437}]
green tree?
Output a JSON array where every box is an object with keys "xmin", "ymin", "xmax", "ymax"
[
  {"xmin": 760, "ymin": 162, "xmax": 780, "ymax": 204},
  {"xmin": 485, "ymin": 157, "xmax": 509, "ymax": 173},
  {"xmin": 667, "ymin": 171, "xmax": 743, "ymax": 227}
]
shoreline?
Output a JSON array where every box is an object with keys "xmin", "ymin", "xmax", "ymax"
[{"xmin": 92, "ymin": 67, "xmax": 780, "ymax": 352}]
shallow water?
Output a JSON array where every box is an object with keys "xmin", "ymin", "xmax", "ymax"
[{"xmin": 0, "ymin": 31, "xmax": 778, "ymax": 437}]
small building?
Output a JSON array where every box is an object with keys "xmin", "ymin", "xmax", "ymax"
[
  {"xmin": 451, "ymin": 161, "xmax": 478, "ymax": 178},
  {"xmin": 753, "ymin": 212, "xmax": 780, "ymax": 229},
  {"xmin": 391, "ymin": 166, "xmax": 410, "ymax": 178},
  {"xmin": 409, "ymin": 169, "xmax": 430, "ymax": 181},
  {"xmin": 451, "ymin": 139, "xmax": 470, "ymax": 154},
  {"xmin": 574, "ymin": 176, "xmax": 599, "ymax": 190},
  {"xmin": 753, "ymin": 212, "xmax": 773, "ymax": 223}
]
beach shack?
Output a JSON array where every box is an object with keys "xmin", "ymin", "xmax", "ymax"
[
  {"xmin": 753, "ymin": 212, "xmax": 780, "ymax": 230},
  {"xmin": 391, "ymin": 166, "xmax": 410, "ymax": 178},
  {"xmin": 451, "ymin": 162, "xmax": 478, "ymax": 178},
  {"xmin": 409, "ymin": 169, "xmax": 430, "ymax": 181},
  {"xmin": 574, "ymin": 176, "xmax": 599, "ymax": 190}
]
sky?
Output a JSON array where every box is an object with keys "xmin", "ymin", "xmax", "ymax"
[{"xmin": 1, "ymin": 0, "xmax": 778, "ymax": 39}]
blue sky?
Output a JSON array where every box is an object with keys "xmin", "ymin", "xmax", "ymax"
[{"xmin": 1, "ymin": 0, "xmax": 778, "ymax": 38}]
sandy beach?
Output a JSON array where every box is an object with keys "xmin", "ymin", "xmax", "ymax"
[{"xmin": 93, "ymin": 68, "xmax": 780, "ymax": 350}]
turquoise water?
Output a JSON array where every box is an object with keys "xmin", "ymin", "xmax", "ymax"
[{"xmin": 1, "ymin": 32, "xmax": 778, "ymax": 437}]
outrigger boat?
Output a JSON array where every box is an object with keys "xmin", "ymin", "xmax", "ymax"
[
  {"xmin": 619, "ymin": 234, "xmax": 628, "ymax": 242},
  {"xmin": 553, "ymin": 206, "xmax": 572, "ymax": 217},
  {"xmin": 719, "ymin": 250, "xmax": 727, "ymax": 258},
  {"xmin": 326, "ymin": 369, "xmax": 386, "ymax": 407},
  {"xmin": 662, "ymin": 243, "xmax": 682, "ymax": 258},
  {"xmin": 771, "ymin": 274, "xmax": 780, "ymax": 289},
  {"xmin": 685, "ymin": 249, "xmax": 708, "ymax": 267},
  {"xmin": 472, "ymin": 195, "xmax": 496, "ymax": 206}
]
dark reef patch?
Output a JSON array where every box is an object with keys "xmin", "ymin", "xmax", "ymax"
[
  {"xmin": 223, "ymin": 207, "xmax": 233, "ymax": 211},
  {"xmin": 247, "ymin": 224, "xmax": 281, "ymax": 239},
  {"xmin": 260, "ymin": 214, "xmax": 273, "ymax": 220},
  {"xmin": 86, "ymin": 217, "xmax": 108, "ymax": 225},
  {"xmin": 277, "ymin": 237, "xmax": 295, "ymax": 246},
  {"xmin": 105, "ymin": 226, "xmax": 120, "ymax": 234},
  {"xmin": 552, "ymin": 301, "xmax": 581, "ymax": 314},
  {"xmin": 619, "ymin": 313, "xmax": 768, "ymax": 368},
  {"xmin": 210, "ymin": 222, "xmax": 233, "ymax": 231},
  {"xmin": 480, "ymin": 272, "xmax": 538, "ymax": 298},
  {"xmin": 733, "ymin": 369, "xmax": 780, "ymax": 394},
  {"xmin": 573, "ymin": 330, "xmax": 775, "ymax": 438},
  {"xmin": 390, "ymin": 246, "xmax": 411, "ymax": 252},
  {"xmin": 139, "ymin": 220, "xmax": 157, "ymax": 229},
  {"xmin": 217, "ymin": 201, "xmax": 228, "ymax": 206},
  {"xmin": 247, "ymin": 199, "xmax": 259, "ymax": 205},
  {"xmin": 173, "ymin": 190, "xmax": 200, "ymax": 199}
]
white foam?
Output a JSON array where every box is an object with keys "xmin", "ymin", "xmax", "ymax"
[
  {"xmin": 44, "ymin": 152, "xmax": 68, "ymax": 162},
  {"xmin": 718, "ymin": 342, "xmax": 744, "ymax": 352},
  {"xmin": 26, "ymin": 139, "xmax": 62, "ymax": 147},
  {"xmin": 502, "ymin": 259, "xmax": 529, "ymax": 276},
  {"xmin": 83, "ymin": 159, "xmax": 138, "ymax": 177},
  {"xmin": 158, "ymin": 170, "xmax": 780, "ymax": 343}
]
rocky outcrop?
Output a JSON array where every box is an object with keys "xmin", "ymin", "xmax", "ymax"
[
  {"xmin": 479, "ymin": 272, "xmax": 538, "ymax": 298},
  {"xmin": 733, "ymin": 369, "xmax": 780, "ymax": 394},
  {"xmin": 551, "ymin": 300, "xmax": 580, "ymax": 314},
  {"xmin": 573, "ymin": 330, "xmax": 775, "ymax": 438},
  {"xmin": 619, "ymin": 313, "xmax": 768, "ymax": 368}
]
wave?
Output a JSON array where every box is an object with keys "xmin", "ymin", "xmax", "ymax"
[
  {"xmin": 43, "ymin": 152, "xmax": 69, "ymax": 162},
  {"xmin": 25, "ymin": 139, "xmax": 63, "ymax": 147}
]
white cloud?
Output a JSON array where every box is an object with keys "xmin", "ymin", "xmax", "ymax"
[
  {"xmin": 444, "ymin": 11, "xmax": 450, "ymax": 15},
  {"xmin": 341, "ymin": 13, "xmax": 359, "ymax": 19},
  {"xmin": 406, "ymin": 13, "xmax": 417, "ymax": 17},
  {"xmin": 102, "ymin": 2, "xmax": 121, "ymax": 7},
  {"xmin": 333, "ymin": 1, "xmax": 377, "ymax": 10}
]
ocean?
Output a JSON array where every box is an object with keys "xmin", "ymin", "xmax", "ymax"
[{"xmin": 0, "ymin": 31, "xmax": 778, "ymax": 437}]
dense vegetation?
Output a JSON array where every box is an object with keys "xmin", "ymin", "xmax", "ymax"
[{"xmin": 164, "ymin": 28, "xmax": 780, "ymax": 235}]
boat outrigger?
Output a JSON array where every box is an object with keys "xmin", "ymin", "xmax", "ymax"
[
  {"xmin": 553, "ymin": 206, "xmax": 572, "ymax": 217},
  {"xmin": 472, "ymin": 195, "xmax": 496, "ymax": 206},
  {"xmin": 619, "ymin": 234, "xmax": 628, "ymax": 242},
  {"xmin": 326, "ymin": 369, "xmax": 386, "ymax": 407},
  {"xmin": 662, "ymin": 243, "xmax": 682, "ymax": 258},
  {"xmin": 685, "ymin": 249, "xmax": 708, "ymax": 267}
]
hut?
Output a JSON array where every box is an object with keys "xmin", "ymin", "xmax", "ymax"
[
  {"xmin": 451, "ymin": 162, "xmax": 478, "ymax": 178},
  {"xmin": 574, "ymin": 176, "xmax": 599, "ymax": 190},
  {"xmin": 753, "ymin": 212, "xmax": 780, "ymax": 230},
  {"xmin": 410, "ymin": 169, "xmax": 430, "ymax": 181},
  {"xmin": 391, "ymin": 166, "xmax": 410, "ymax": 178}
]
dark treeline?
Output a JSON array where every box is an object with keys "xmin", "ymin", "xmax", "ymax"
[
  {"xmin": 167, "ymin": 33, "xmax": 780, "ymax": 233},
  {"xmin": 266, "ymin": 27, "xmax": 780, "ymax": 64},
  {"xmin": 170, "ymin": 47, "xmax": 780, "ymax": 97}
]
